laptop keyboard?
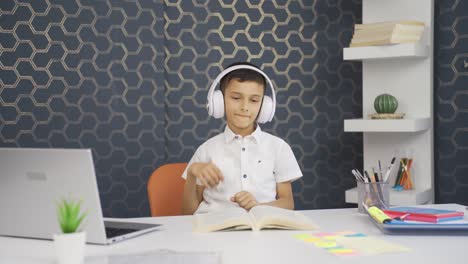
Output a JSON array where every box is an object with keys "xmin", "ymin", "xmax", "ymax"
[{"xmin": 105, "ymin": 227, "xmax": 138, "ymax": 238}]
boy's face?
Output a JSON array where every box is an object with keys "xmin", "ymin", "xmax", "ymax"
[{"xmin": 224, "ymin": 78, "xmax": 264, "ymax": 135}]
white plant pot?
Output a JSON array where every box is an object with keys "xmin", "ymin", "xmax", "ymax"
[{"xmin": 53, "ymin": 232, "xmax": 86, "ymax": 264}]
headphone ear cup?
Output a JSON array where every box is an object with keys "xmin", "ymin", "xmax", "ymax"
[
  {"xmin": 257, "ymin": 95, "xmax": 273, "ymax": 123},
  {"xmin": 211, "ymin": 90, "xmax": 225, "ymax": 119}
]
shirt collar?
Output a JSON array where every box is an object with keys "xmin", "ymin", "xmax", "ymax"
[{"xmin": 224, "ymin": 124, "xmax": 262, "ymax": 144}]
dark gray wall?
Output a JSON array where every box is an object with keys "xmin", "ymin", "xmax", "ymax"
[{"xmin": 434, "ymin": 0, "xmax": 468, "ymax": 204}]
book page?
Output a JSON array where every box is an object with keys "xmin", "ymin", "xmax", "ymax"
[
  {"xmin": 249, "ymin": 206, "xmax": 318, "ymax": 231},
  {"xmin": 193, "ymin": 207, "xmax": 253, "ymax": 232}
]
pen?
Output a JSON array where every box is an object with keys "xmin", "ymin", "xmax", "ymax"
[
  {"xmin": 394, "ymin": 213, "xmax": 410, "ymax": 221},
  {"xmin": 362, "ymin": 203, "xmax": 392, "ymax": 224},
  {"xmin": 353, "ymin": 169, "xmax": 365, "ymax": 182},
  {"xmin": 355, "ymin": 169, "xmax": 364, "ymax": 179},
  {"xmin": 378, "ymin": 160, "xmax": 383, "ymax": 180},
  {"xmin": 371, "ymin": 168, "xmax": 377, "ymax": 182},
  {"xmin": 351, "ymin": 170, "xmax": 362, "ymax": 182},
  {"xmin": 364, "ymin": 171, "xmax": 371, "ymax": 183},
  {"xmin": 384, "ymin": 157, "xmax": 396, "ymax": 182}
]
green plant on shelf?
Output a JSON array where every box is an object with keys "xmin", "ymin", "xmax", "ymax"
[{"xmin": 374, "ymin": 93, "xmax": 398, "ymax": 114}]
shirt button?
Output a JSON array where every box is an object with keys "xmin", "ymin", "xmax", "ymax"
[
  {"xmin": 243, "ymin": 174, "xmax": 247, "ymax": 178},
  {"xmin": 242, "ymin": 147, "xmax": 246, "ymax": 151}
]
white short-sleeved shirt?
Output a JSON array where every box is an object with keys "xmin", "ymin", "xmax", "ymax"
[{"xmin": 182, "ymin": 125, "xmax": 302, "ymax": 214}]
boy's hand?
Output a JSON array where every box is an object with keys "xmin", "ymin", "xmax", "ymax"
[
  {"xmin": 189, "ymin": 162, "xmax": 224, "ymax": 188},
  {"xmin": 231, "ymin": 191, "xmax": 258, "ymax": 210}
]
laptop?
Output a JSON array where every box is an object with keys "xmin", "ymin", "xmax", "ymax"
[{"xmin": 0, "ymin": 148, "xmax": 161, "ymax": 245}]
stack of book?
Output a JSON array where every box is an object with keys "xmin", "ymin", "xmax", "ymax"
[
  {"xmin": 349, "ymin": 20, "xmax": 425, "ymax": 47},
  {"xmin": 383, "ymin": 207, "xmax": 465, "ymax": 223}
]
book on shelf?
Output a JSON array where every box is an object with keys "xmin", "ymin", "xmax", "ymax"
[
  {"xmin": 383, "ymin": 207, "xmax": 465, "ymax": 223},
  {"xmin": 350, "ymin": 20, "xmax": 425, "ymax": 47},
  {"xmin": 354, "ymin": 20, "xmax": 424, "ymax": 30},
  {"xmin": 193, "ymin": 205, "xmax": 318, "ymax": 232}
]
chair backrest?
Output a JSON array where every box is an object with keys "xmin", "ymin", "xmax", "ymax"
[{"xmin": 147, "ymin": 163, "xmax": 188, "ymax": 217}]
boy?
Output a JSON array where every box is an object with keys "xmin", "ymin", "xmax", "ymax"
[{"xmin": 182, "ymin": 63, "xmax": 302, "ymax": 214}]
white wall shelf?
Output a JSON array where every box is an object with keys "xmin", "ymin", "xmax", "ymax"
[
  {"xmin": 343, "ymin": 43, "xmax": 430, "ymax": 61},
  {"xmin": 344, "ymin": 118, "xmax": 431, "ymax": 132},
  {"xmin": 344, "ymin": 0, "xmax": 434, "ymax": 206},
  {"xmin": 345, "ymin": 187, "xmax": 433, "ymax": 205}
]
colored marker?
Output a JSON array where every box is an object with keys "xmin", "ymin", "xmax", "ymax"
[{"xmin": 363, "ymin": 203, "xmax": 392, "ymax": 224}]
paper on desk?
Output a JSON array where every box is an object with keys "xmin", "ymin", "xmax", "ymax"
[
  {"xmin": 85, "ymin": 249, "xmax": 221, "ymax": 264},
  {"xmin": 335, "ymin": 237, "xmax": 410, "ymax": 256}
]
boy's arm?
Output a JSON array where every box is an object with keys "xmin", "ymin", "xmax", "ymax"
[
  {"xmin": 182, "ymin": 165, "xmax": 205, "ymax": 215},
  {"xmin": 182, "ymin": 162, "xmax": 224, "ymax": 214},
  {"xmin": 260, "ymin": 181, "xmax": 294, "ymax": 210}
]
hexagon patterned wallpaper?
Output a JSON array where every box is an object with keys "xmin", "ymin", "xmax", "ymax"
[
  {"xmin": 163, "ymin": 0, "xmax": 363, "ymax": 212},
  {"xmin": 434, "ymin": 0, "xmax": 468, "ymax": 204},
  {"xmin": 0, "ymin": 0, "xmax": 167, "ymax": 217},
  {"xmin": 0, "ymin": 0, "xmax": 363, "ymax": 217},
  {"xmin": 1, "ymin": 0, "xmax": 466, "ymax": 217}
]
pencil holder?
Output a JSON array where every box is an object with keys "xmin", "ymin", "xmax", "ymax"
[{"xmin": 357, "ymin": 181, "xmax": 389, "ymax": 214}]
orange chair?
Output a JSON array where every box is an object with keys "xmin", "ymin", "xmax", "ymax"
[{"xmin": 147, "ymin": 163, "xmax": 188, "ymax": 216}]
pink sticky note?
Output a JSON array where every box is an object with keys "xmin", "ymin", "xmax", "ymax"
[
  {"xmin": 335, "ymin": 231, "xmax": 359, "ymax": 236},
  {"xmin": 313, "ymin": 232, "xmax": 334, "ymax": 237}
]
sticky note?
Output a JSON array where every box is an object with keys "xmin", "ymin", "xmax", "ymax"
[
  {"xmin": 323, "ymin": 235, "xmax": 339, "ymax": 240},
  {"xmin": 293, "ymin": 234, "xmax": 312, "ymax": 240},
  {"xmin": 335, "ymin": 231, "xmax": 358, "ymax": 236},
  {"xmin": 315, "ymin": 241, "xmax": 337, "ymax": 248},
  {"xmin": 328, "ymin": 248, "xmax": 354, "ymax": 254},
  {"xmin": 313, "ymin": 232, "xmax": 333, "ymax": 237},
  {"xmin": 344, "ymin": 233, "xmax": 366, "ymax": 237},
  {"xmin": 302, "ymin": 237, "xmax": 321, "ymax": 243}
]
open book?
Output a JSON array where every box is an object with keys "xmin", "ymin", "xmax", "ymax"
[{"xmin": 193, "ymin": 205, "xmax": 318, "ymax": 232}]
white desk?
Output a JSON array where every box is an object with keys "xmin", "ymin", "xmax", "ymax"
[{"xmin": 1, "ymin": 204, "xmax": 467, "ymax": 264}]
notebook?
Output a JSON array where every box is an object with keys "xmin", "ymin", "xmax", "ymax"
[
  {"xmin": 366, "ymin": 206, "xmax": 468, "ymax": 235},
  {"xmin": 383, "ymin": 207, "xmax": 464, "ymax": 223}
]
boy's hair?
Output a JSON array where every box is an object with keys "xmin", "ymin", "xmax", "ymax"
[{"xmin": 219, "ymin": 62, "xmax": 266, "ymax": 95}]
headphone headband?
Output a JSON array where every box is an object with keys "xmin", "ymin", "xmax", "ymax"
[{"xmin": 206, "ymin": 65, "xmax": 276, "ymax": 122}]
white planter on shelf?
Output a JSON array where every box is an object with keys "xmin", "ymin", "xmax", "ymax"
[{"xmin": 53, "ymin": 232, "xmax": 86, "ymax": 264}]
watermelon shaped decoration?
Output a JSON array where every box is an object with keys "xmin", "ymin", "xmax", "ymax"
[{"xmin": 374, "ymin": 94, "xmax": 398, "ymax": 114}]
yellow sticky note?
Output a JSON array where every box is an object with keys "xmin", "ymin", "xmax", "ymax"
[
  {"xmin": 293, "ymin": 234, "xmax": 312, "ymax": 240},
  {"xmin": 302, "ymin": 237, "xmax": 321, "ymax": 243},
  {"xmin": 328, "ymin": 248, "xmax": 354, "ymax": 254},
  {"xmin": 315, "ymin": 241, "xmax": 337, "ymax": 248},
  {"xmin": 323, "ymin": 235, "xmax": 339, "ymax": 241}
]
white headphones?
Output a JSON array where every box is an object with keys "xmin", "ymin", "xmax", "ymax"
[{"xmin": 206, "ymin": 65, "xmax": 276, "ymax": 123}]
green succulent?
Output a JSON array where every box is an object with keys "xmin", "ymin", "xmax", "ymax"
[
  {"xmin": 57, "ymin": 199, "xmax": 87, "ymax": 234},
  {"xmin": 374, "ymin": 93, "xmax": 398, "ymax": 114}
]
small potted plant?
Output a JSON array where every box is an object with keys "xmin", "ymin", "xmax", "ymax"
[
  {"xmin": 54, "ymin": 198, "xmax": 87, "ymax": 264},
  {"xmin": 369, "ymin": 93, "xmax": 405, "ymax": 119}
]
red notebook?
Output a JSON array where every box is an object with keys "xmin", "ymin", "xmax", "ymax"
[{"xmin": 383, "ymin": 207, "xmax": 465, "ymax": 223}]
